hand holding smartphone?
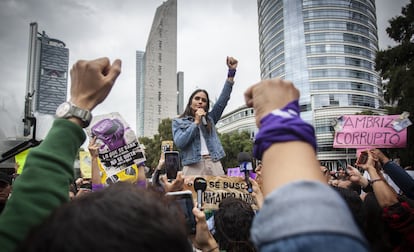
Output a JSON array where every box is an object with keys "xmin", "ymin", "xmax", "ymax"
[
  {"xmin": 164, "ymin": 151, "xmax": 180, "ymax": 181},
  {"xmin": 165, "ymin": 190, "xmax": 196, "ymax": 235},
  {"xmin": 356, "ymin": 151, "xmax": 368, "ymax": 166}
]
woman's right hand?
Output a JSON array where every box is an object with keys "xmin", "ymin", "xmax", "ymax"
[{"xmin": 88, "ymin": 136, "xmax": 99, "ymax": 158}]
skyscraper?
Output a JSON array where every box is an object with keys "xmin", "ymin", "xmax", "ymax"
[
  {"xmin": 257, "ymin": 0, "xmax": 384, "ymax": 165},
  {"xmin": 136, "ymin": 0, "xmax": 178, "ymax": 137},
  {"xmin": 32, "ymin": 26, "xmax": 69, "ymax": 115},
  {"xmin": 23, "ymin": 22, "xmax": 69, "ymax": 138}
]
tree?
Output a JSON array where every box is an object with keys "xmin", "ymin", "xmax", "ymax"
[
  {"xmin": 219, "ymin": 131, "xmax": 253, "ymax": 170},
  {"xmin": 158, "ymin": 118, "xmax": 174, "ymax": 142},
  {"xmin": 138, "ymin": 118, "xmax": 174, "ymax": 171},
  {"xmin": 138, "ymin": 135, "xmax": 159, "ymax": 170},
  {"xmin": 355, "ymin": 110, "xmax": 379, "ymax": 115},
  {"xmin": 375, "ymin": 0, "xmax": 414, "ymax": 166}
]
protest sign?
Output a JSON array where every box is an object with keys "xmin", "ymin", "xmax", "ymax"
[
  {"xmin": 161, "ymin": 140, "xmax": 174, "ymax": 152},
  {"xmin": 333, "ymin": 115, "xmax": 407, "ymax": 148},
  {"xmin": 15, "ymin": 148, "xmax": 30, "ymax": 174},
  {"xmin": 97, "ymin": 159, "xmax": 139, "ymax": 184},
  {"xmin": 79, "ymin": 150, "xmax": 92, "ymax": 178},
  {"xmin": 86, "ymin": 112, "xmax": 145, "ymax": 183},
  {"xmin": 183, "ymin": 175, "xmax": 259, "ymax": 210},
  {"xmin": 227, "ymin": 167, "xmax": 257, "ymax": 179}
]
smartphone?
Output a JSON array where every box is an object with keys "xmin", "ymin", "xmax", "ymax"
[
  {"xmin": 165, "ymin": 190, "xmax": 196, "ymax": 235},
  {"xmin": 79, "ymin": 183, "xmax": 92, "ymax": 191},
  {"xmin": 164, "ymin": 151, "xmax": 180, "ymax": 180},
  {"xmin": 357, "ymin": 151, "xmax": 368, "ymax": 165}
]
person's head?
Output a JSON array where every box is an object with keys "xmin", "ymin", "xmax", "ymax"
[
  {"xmin": 181, "ymin": 89, "xmax": 210, "ymax": 117},
  {"xmin": 214, "ymin": 197, "xmax": 257, "ymax": 252},
  {"xmin": 332, "ymin": 186, "xmax": 364, "ymax": 232},
  {"xmin": 0, "ymin": 172, "xmax": 12, "ymax": 204},
  {"xmin": 18, "ymin": 182, "xmax": 192, "ymax": 252},
  {"xmin": 362, "ymin": 192, "xmax": 394, "ymax": 251}
]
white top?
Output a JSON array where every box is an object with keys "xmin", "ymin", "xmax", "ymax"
[{"xmin": 199, "ymin": 127, "xmax": 209, "ymax": 155}]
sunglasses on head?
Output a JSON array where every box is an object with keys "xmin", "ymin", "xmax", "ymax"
[{"xmin": 194, "ymin": 96, "xmax": 207, "ymax": 103}]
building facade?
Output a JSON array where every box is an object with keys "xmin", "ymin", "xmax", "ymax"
[
  {"xmin": 177, "ymin": 71, "xmax": 184, "ymax": 115},
  {"xmin": 0, "ymin": 23, "xmax": 69, "ymax": 170},
  {"xmin": 136, "ymin": 50, "xmax": 145, "ymax": 136},
  {"xmin": 218, "ymin": 0, "xmax": 384, "ymax": 168},
  {"xmin": 35, "ymin": 30, "xmax": 69, "ymax": 115},
  {"xmin": 136, "ymin": 0, "xmax": 179, "ymax": 137}
]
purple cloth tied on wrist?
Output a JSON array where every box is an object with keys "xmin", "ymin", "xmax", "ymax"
[
  {"xmin": 136, "ymin": 180, "xmax": 147, "ymax": 188},
  {"xmin": 92, "ymin": 183, "xmax": 105, "ymax": 191},
  {"xmin": 253, "ymin": 100, "xmax": 317, "ymax": 160},
  {"xmin": 228, "ymin": 69, "xmax": 236, "ymax": 77}
]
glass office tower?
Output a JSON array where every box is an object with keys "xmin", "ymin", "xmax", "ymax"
[{"xmin": 257, "ymin": 0, "xmax": 384, "ymax": 167}]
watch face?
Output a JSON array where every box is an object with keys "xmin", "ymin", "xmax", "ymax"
[{"xmin": 56, "ymin": 102, "xmax": 71, "ymax": 117}]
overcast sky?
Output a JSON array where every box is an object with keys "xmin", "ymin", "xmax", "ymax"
[{"xmin": 0, "ymin": 0, "xmax": 410, "ymax": 140}]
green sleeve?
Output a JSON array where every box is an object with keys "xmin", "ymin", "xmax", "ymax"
[{"xmin": 0, "ymin": 119, "xmax": 85, "ymax": 252}]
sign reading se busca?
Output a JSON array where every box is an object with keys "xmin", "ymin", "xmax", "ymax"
[{"xmin": 333, "ymin": 115, "xmax": 407, "ymax": 148}]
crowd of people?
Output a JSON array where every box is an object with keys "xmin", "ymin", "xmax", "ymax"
[{"xmin": 0, "ymin": 56, "xmax": 412, "ymax": 252}]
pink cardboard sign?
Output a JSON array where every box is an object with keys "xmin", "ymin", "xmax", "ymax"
[
  {"xmin": 227, "ymin": 167, "xmax": 257, "ymax": 179},
  {"xmin": 333, "ymin": 115, "xmax": 407, "ymax": 148}
]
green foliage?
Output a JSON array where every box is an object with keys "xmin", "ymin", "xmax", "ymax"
[
  {"xmin": 158, "ymin": 118, "xmax": 174, "ymax": 141},
  {"xmin": 138, "ymin": 118, "xmax": 174, "ymax": 170},
  {"xmin": 219, "ymin": 131, "xmax": 253, "ymax": 170},
  {"xmin": 375, "ymin": 0, "xmax": 414, "ymax": 166},
  {"xmin": 138, "ymin": 135, "xmax": 160, "ymax": 170},
  {"xmin": 355, "ymin": 110, "xmax": 379, "ymax": 115}
]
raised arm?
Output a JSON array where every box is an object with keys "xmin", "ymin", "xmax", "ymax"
[
  {"xmin": 371, "ymin": 148, "xmax": 414, "ymax": 199},
  {"xmin": 244, "ymin": 79, "xmax": 324, "ymax": 195},
  {"xmin": 0, "ymin": 57, "xmax": 121, "ymax": 252},
  {"xmin": 88, "ymin": 136, "xmax": 103, "ymax": 189},
  {"xmin": 358, "ymin": 151, "xmax": 399, "ymax": 208},
  {"xmin": 245, "ymin": 78, "xmax": 367, "ymax": 251}
]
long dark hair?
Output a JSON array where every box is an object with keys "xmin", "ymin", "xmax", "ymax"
[
  {"xmin": 214, "ymin": 197, "xmax": 257, "ymax": 252},
  {"xmin": 180, "ymin": 89, "xmax": 212, "ymax": 133}
]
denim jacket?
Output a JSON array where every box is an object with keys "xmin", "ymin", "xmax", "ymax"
[{"xmin": 172, "ymin": 80, "xmax": 233, "ymax": 166}]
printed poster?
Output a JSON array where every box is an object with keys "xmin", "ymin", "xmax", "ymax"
[{"xmin": 86, "ymin": 112, "xmax": 145, "ymax": 183}]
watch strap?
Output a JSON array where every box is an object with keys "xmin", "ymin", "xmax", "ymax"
[
  {"xmin": 71, "ymin": 105, "xmax": 92, "ymax": 128},
  {"xmin": 56, "ymin": 101, "xmax": 92, "ymax": 128}
]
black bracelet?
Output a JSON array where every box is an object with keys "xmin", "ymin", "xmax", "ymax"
[
  {"xmin": 368, "ymin": 178, "xmax": 383, "ymax": 185},
  {"xmin": 228, "ymin": 69, "xmax": 236, "ymax": 77}
]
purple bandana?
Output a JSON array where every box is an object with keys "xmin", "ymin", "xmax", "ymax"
[{"xmin": 253, "ymin": 100, "xmax": 317, "ymax": 160}]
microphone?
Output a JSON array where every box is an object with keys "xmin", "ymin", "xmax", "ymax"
[
  {"xmin": 201, "ymin": 115, "xmax": 207, "ymax": 126},
  {"xmin": 194, "ymin": 177, "xmax": 207, "ymax": 209},
  {"xmin": 237, "ymin": 152, "xmax": 253, "ymax": 193}
]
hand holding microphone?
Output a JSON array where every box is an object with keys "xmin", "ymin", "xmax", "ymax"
[
  {"xmin": 196, "ymin": 108, "xmax": 207, "ymax": 126},
  {"xmin": 201, "ymin": 116, "xmax": 207, "ymax": 126},
  {"xmin": 237, "ymin": 152, "xmax": 253, "ymax": 193},
  {"xmin": 194, "ymin": 177, "xmax": 207, "ymax": 209}
]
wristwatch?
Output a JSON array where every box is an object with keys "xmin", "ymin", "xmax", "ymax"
[{"xmin": 55, "ymin": 101, "xmax": 92, "ymax": 128}]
